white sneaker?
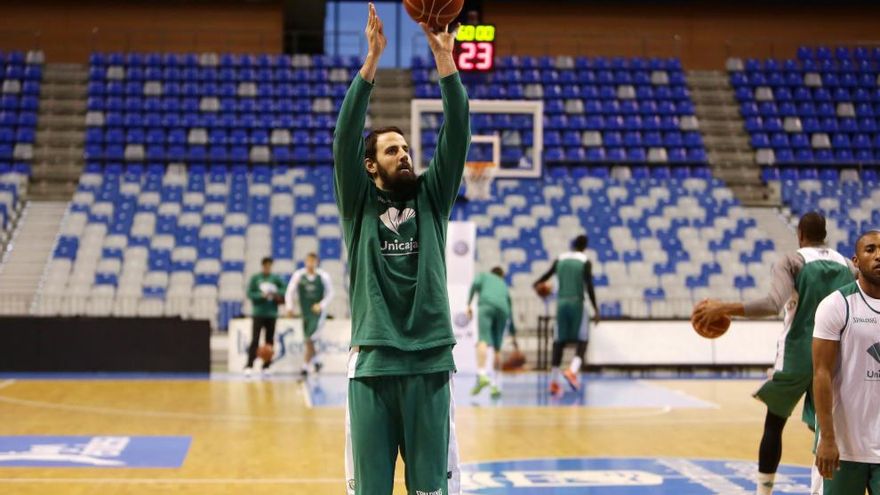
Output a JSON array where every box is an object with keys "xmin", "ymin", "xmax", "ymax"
[
  {"xmin": 261, "ymin": 368, "xmax": 273, "ymax": 377},
  {"xmin": 243, "ymin": 367, "xmax": 253, "ymax": 378}
]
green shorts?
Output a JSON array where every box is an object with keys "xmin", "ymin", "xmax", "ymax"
[
  {"xmin": 302, "ymin": 311, "xmax": 326, "ymax": 340},
  {"xmin": 345, "ymin": 372, "xmax": 460, "ymax": 495},
  {"xmin": 753, "ymin": 370, "xmax": 814, "ymax": 429},
  {"xmin": 555, "ymin": 298, "xmax": 589, "ymax": 343},
  {"xmin": 822, "ymin": 460, "xmax": 880, "ymax": 494},
  {"xmin": 477, "ymin": 304, "xmax": 509, "ymax": 351}
]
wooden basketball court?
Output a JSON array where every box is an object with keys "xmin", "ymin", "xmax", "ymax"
[{"xmin": 0, "ymin": 375, "xmax": 816, "ymax": 494}]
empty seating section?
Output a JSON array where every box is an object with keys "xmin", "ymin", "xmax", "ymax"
[
  {"xmin": 453, "ymin": 166, "xmax": 776, "ymax": 322},
  {"xmin": 730, "ymin": 46, "xmax": 880, "ymax": 165},
  {"xmin": 765, "ymin": 167, "xmax": 879, "ymax": 257},
  {"xmin": 0, "ymin": 164, "xmax": 29, "ymax": 248},
  {"xmin": 84, "ymin": 52, "xmax": 361, "ymax": 165},
  {"xmin": 413, "ymin": 55, "xmax": 706, "ymax": 166},
  {"xmin": 0, "ymin": 50, "xmax": 41, "ymax": 246},
  {"xmin": 42, "ymin": 163, "xmax": 346, "ymax": 329}
]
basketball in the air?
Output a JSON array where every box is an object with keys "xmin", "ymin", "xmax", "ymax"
[
  {"xmin": 690, "ymin": 302, "xmax": 731, "ymax": 339},
  {"xmin": 403, "ymin": 0, "xmax": 464, "ymax": 30},
  {"xmin": 535, "ymin": 282, "xmax": 552, "ymax": 298},
  {"xmin": 257, "ymin": 344, "xmax": 274, "ymax": 363}
]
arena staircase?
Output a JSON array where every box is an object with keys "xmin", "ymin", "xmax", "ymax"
[
  {"xmin": 688, "ymin": 69, "xmax": 778, "ymax": 207},
  {"xmin": 29, "ymin": 63, "xmax": 88, "ymax": 200},
  {"xmin": 369, "ymin": 68, "xmax": 414, "ymax": 138},
  {"xmin": 0, "ymin": 201, "xmax": 67, "ymax": 314}
]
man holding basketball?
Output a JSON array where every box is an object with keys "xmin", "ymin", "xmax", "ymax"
[
  {"xmin": 533, "ymin": 234, "xmax": 600, "ymax": 396},
  {"xmin": 693, "ymin": 212, "xmax": 856, "ymax": 495},
  {"xmin": 244, "ymin": 257, "xmax": 286, "ymax": 377},
  {"xmin": 335, "ymin": 4, "xmax": 469, "ymax": 495}
]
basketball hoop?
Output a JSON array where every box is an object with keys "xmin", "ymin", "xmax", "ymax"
[{"xmin": 463, "ymin": 161, "xmax": 498, "ymax": 200}]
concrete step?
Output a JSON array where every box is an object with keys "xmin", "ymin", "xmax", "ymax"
[
  {"xmin": 31, "ymin": 163, "xmax": 83, "ymax": 181},
  {"xmin": 33, "ymin": 147, "xmax": 84, "ymax": 161},
  {"xmin": 36, "ymin": 129, "xmax": 85, "ymax": 145},
  {"xmin": 39, "ymin": 99, "xmax": 87, "ymax": 113},
  {"xmin": 703, "ymin": 135, "xmax": 750, "ymax": 149},
  {"xmin": 37, "ymin": 115, "xmax": 86, "ymax": 131},
  {"xmin": 26, "ymin": 181, "xmax": 77, "ymax": 201}
]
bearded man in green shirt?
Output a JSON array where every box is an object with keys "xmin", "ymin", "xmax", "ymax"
[{"xmin": 334, "ymin": 4, "xmax": 470, "ymax": 495}]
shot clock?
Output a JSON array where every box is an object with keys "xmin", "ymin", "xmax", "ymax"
[{"xmin": 454, "ymin": 24, "xmax": 495, "ymax": 72}]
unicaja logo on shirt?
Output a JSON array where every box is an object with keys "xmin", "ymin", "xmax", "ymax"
[
  {"xmin": 379, "ymin": 206, "xmax": 415, "ymax": 235},
  {"xmin": 866, "ymin": 343, "xmax": 880, "ymax": 381},
  {"xmin": 868, "ymin": 343, "xmax": 880, "ymax": 364}
]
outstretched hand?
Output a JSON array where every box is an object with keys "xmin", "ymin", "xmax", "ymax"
[
  {"xmin": 419, "ymin": 22, "xmax": 458, "ymax": 56},
  {"xmin": 365, "ymin": 3, "xmax": 387, "ymax": 57}
]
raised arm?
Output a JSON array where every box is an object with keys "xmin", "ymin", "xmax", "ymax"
[
  {"xmin": 420, "ymin": 22, "xmax": 470, "ymax": 215},
  {"xmin": 333, "ymin": 3, "xmax": 386, "ymax": 218}
]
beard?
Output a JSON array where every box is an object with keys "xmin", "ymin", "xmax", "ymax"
[{"xmin": 376, "ymin": 163, "xmax": 417, "ymax": 197}]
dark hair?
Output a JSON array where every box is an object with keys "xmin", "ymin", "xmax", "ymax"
[
  {"xmin": 491, "ymin": 266, "xmax": 505, "ymax": 277},
  {"xmin": 261, "ymin": 257, "xmax": 273, "ymax": 265},
  {"xmin": 572, "ymin": 234, "xmax": 589, "ymax": 251},
  {"xmin": 798, "ymin": 212, "xmax": 827, "ymax": 243},
  {"xmin": 306, "ymin": 252, "xmax": 318, "ymax": 260},
  {"xmin": 365, "ymin": 126, "xmax": 406, "ymax": 164},
  {"xmin": 856, "ymin": 230, "xmax": 880, "ymax": 253}
]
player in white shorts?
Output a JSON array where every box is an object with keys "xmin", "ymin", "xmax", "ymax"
[{"xmin": 812, "ymin": 230, "xmax": 880, "ymax": 494}]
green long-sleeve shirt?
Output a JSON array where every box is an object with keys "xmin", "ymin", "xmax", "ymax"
[
  {"xmin": 247, "ymin": 273, "xmax": 286, "ymax": 318},
  {"xmin": 333, "ymin": 72, "xmax": 471, "ymax": 377}
]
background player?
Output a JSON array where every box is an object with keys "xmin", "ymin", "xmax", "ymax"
[
  {"xmin": 533, "ymin": 234, "xmax": 600, "ymax": 395},
  {"xmin": 693, "ymin": 212, "xmax": 856, "ymax": 495},
  {"xmin": 285, "ymin": 252, "xmax": 334, "ymax": 378},
  {"xmin": 244, "ymin": 256, "xmax": 286, "ymax": 377},
  {"xmin": 334, "ymin": 4, "xmax": 470, "ymax": 494},
  {"xmin": 466, "ymin": 266, "xmax": 518, "ymax": 399},
  {"xmin": 812, "ymin": 230, "xmax": 880, "ymax": 494}
]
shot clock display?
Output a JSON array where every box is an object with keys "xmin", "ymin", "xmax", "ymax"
[{"xmin": 454, "ymin": 24, "xmax": 495, "ymax": 72}]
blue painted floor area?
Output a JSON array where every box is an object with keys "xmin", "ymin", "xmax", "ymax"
[
  {"xmin": 460, "ymin": 457, "xmax": 810, "ymax": 494},
  {"xmin": 304, "ymin": 373, "xmax": 717, "ymax": 409}
]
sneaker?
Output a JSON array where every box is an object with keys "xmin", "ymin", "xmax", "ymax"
[
  {"xmin": 261, "ymin": 368, "xmax": 273, "ymax": 377},
  {"xmin": 313, "ymin": 362, "xmax": 323, "ymax": 374},
  {"xmin": 490, "ymin": 386, "xmax": 502, "ymax": 400},
  {"xmin": 300, "ymin": 368, "xmax": 309, "ymax": 380},
  {"xmin": 563, "ymin": 369, "xmax": 580, "ymax": 391},
  {"xmin": 243, "ymin": 367, "xmax": 253, "ymax": 378},
  {"xmin": 548, "ymin": 381, "xmax": 562, "ymax": 396},
  {"xmin": 470, "ymin": 374, "xmax": 491, "ymax": 396}
]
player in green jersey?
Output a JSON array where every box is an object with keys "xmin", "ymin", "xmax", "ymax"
[
  {"xmin": 244, "ymin": 257, "xmax": 286, "ymax": 377},
  {"xmin": 466, "ymin": 266, "xmax": 518, "ymax": 399},
  {"xmin": 694, "ymin": 212, "xmax": 857, "ymax": 495},
  {"xmin": 334, "ymin": 4, "xmax": 470, "ymax": 494},
  {"xmin": 533, "ymin": 234, "xmax": 600, "ymax": 396},
  {"xmin": 284, "ymin": 252, "xmax": 334, "ymax": 378}
]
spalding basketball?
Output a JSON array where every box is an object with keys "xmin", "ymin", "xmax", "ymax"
[
  {"xmin": 403, "ymin": 0, "xmax": 464, "ymax": 30},
  {"xmin": 535, "ymin": 282, "xmax": 552, "ymax": 298},
  {"xmin": 502, "ymin": 349, "xmax": 527, "ymax": 371},
  {"xmin": 690, "ymin": 303, "xmax": 731, "ymax": 339},
  {"xmin": 257, "ymin": 344, "xmax": 274, "ymax": 363}
]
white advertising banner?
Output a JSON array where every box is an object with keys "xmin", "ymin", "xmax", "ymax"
[
  {"xmin": 446, "ymin": 221, "xmax": 477, "ymax": 373},
  {"xmin": 227, "ymin": 318, "xmax": 352, "ymax": 373}
]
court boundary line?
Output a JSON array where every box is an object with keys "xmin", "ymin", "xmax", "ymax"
[{"xmin": 0, "ymin": 380, "xmax": 15, "ymax": 390}]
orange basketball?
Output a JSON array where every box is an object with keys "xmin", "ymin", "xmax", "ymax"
[
  {"xmin": 403, "ymin": 0, "xmax": 464, "ymax": 30},
  {"xmin": 690, "ymin": 303, "xmax": 731, "ymax": 339},
  {"xmin": 257, "ymin": 344, "xmax": 274, "ymax": 363},
  {"xmin": 502, "ymin": 349, "xmax": 527, "ymax": 371},
  {"xmin": 535, "ymin": 282, "xmax": 552, "ymax": 298}
]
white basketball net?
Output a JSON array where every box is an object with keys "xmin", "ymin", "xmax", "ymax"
[{"xmin": 463, "ymin": 161, "xmax": 498, "ymax": 200}]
